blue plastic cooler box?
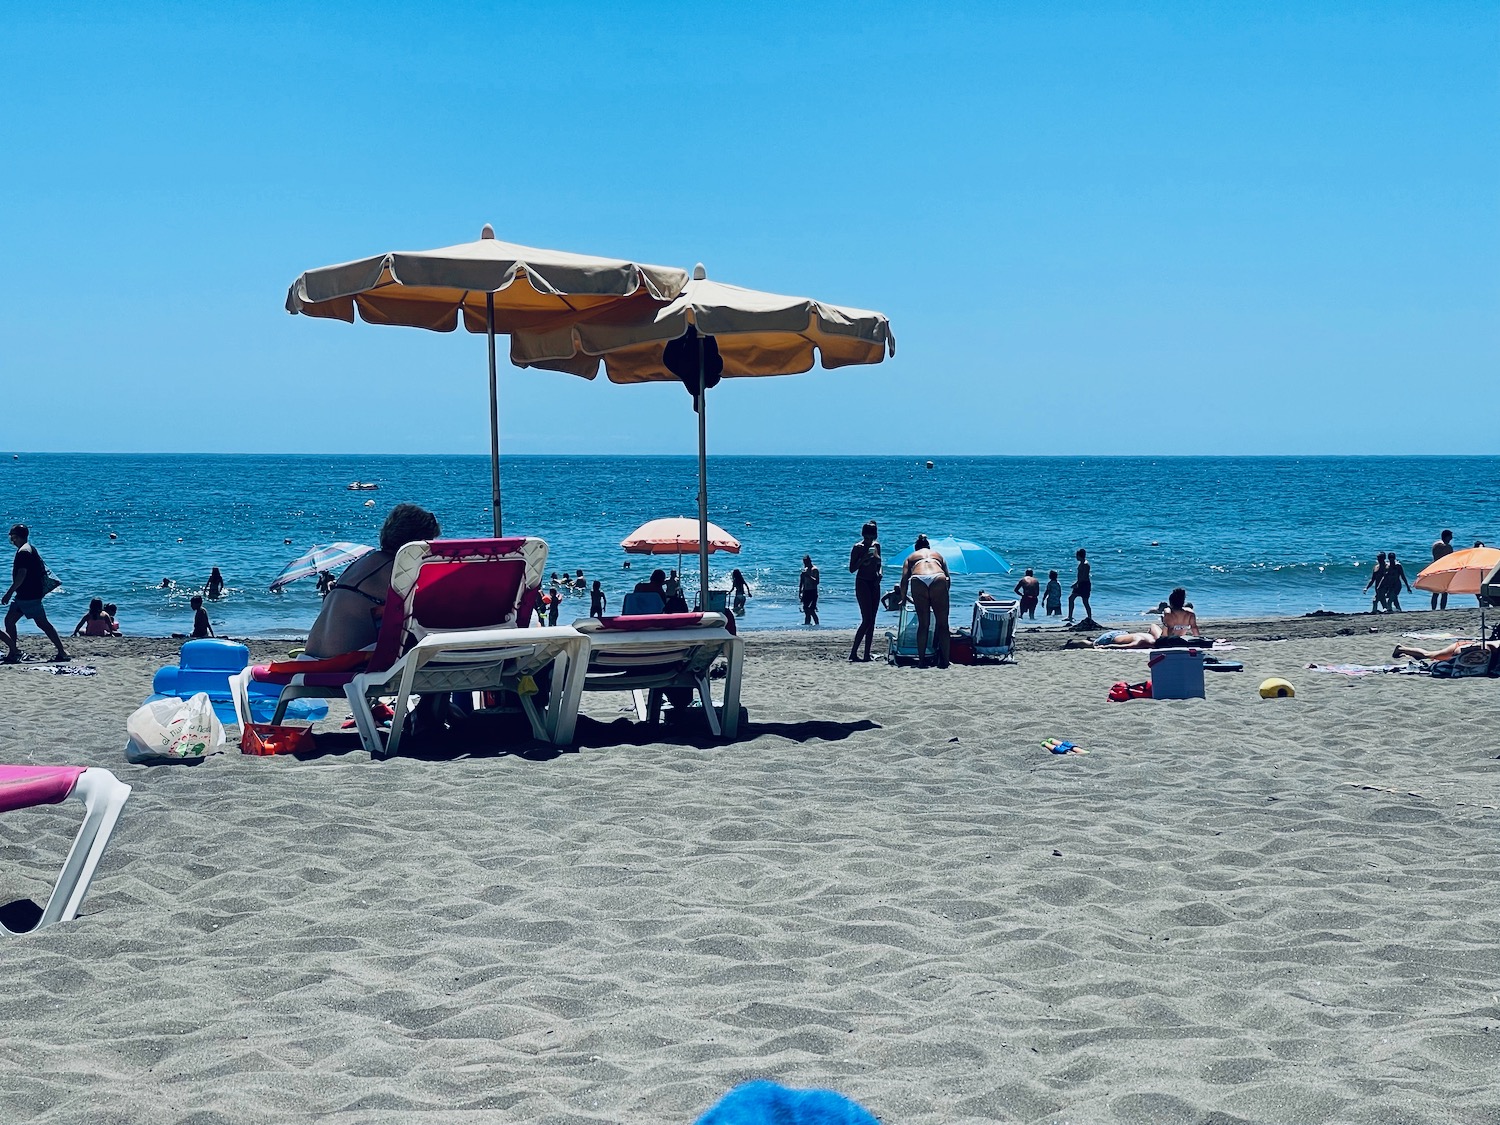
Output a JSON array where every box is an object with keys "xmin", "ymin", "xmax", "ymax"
[{"xmin": 1148, "ymin": 648, "xmax": 1205, "ymax": 699}]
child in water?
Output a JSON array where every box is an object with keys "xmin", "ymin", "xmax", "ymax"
[
  {"xmin": 1043, "ymin": 570, "xmax": 1063, "ymax": 616},
  {"xmin": 590, "ymin": 580, "xmax": 606, "ymax": 618},
  {"xmin": 190, "ymin": 595, "xmax": 213, "ymax": 638}
]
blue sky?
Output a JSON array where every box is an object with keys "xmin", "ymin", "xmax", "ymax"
[{"xmin": 2, "ymin": 2, "xmax": 1496, "ymax": 456}]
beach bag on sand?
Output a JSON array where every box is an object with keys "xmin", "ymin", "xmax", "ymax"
[
  {"xmin": 1107, "ymin": 680, "xmax": 1152, "ymax": 702},
  {"xmin": 125, "ymin": 692, "xmax": 225, "ymax": 763},
  {"xmin": 1429, "ymin": 646, "xmax": 1496, "ymax": 679}
]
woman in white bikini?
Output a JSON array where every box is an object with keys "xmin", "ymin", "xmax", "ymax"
[
  {"xmin": 898, "ymin": 534, "xmax": 952, "ymax": 668},
  {"xmin": 1155, "ymin": 587, "xmax": 1204, "ymax": 646}
]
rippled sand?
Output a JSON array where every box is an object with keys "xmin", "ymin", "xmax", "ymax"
[{"xmin": 2, "ymin": 617, "xmax": 1497, "ymax": 1124}]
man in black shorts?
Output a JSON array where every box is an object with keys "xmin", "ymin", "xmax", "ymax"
[
  {"xmin": 1430, "ymin": 529, "xmax": 1454, "ymax": 610},
  {"xmin": 2, "ymin": 524, "xmax": 70, "ymax": 663},
  {"xmin": 1066, "ymin": 547, "xmax": 1092, "ymax": 624}
]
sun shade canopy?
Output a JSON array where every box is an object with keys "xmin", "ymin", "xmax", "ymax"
[
  {"xmin": 510, "ymin": 274, "xmax": 895, "ymax": 382},
  {"xmin": 287, "ymin": 234, "xmax": 689, "ymax": 335}
]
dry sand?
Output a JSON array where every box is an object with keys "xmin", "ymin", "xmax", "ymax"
[{"xmin": 1, "ymin": 611, "xmax": 1498, "ymax": 1124}]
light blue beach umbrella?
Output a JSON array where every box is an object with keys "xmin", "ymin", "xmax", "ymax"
[
  {"xmin": 928, "ymin": 537, "xmax": 1010, "ymax": 575},
  {"xmin": 268, "ymin": 542, "xmax": 374, "ymax": 591}
]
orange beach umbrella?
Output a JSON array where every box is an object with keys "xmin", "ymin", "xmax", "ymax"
[
  {"xmin": 621, "ymin": 517, "xmax": 741, "ymax": 557},
  {"xmin": 286, "ymin": 226, "xmax": 687, "ymax": 536},
  {"xmin": 516, "ymin": 266, "xmax": 893, "ymax": 605},
  {"xmin": 1414, "ymin": 547, "xmax": 1500, "ymax": 596}
]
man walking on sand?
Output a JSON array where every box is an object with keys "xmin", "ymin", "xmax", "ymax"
[
  {"xmin": 2, "ymin": 524, "xmax": 70, "ymax": 663},
  {"xmin": 1430, "ymin": 529, "xmax": 1454, "ymax": 610}
]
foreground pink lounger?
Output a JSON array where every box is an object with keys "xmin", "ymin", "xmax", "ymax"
[{"xmin": 0, "ymin": 765, "xmax": 132, "ymax": 933}]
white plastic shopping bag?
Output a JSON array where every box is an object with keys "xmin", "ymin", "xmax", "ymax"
[{"xmin": 125, "ymin": 692, "xmax": 226, "ymax": 763}]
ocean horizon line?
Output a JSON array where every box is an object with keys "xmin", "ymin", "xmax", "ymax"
[{"xmin": 8, "ymin": 451, "xmax": 1500, "ymax": 462}]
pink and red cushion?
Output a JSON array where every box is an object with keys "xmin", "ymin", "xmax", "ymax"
[
  {"xmin": 0, "ymin": 765, "xmax": 85, "ymax": 815},
  {"xmin": 596, "ymin": 613, "xmax": 710, "ymax": 632}
]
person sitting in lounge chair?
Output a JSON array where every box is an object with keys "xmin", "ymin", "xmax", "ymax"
[{"xmin": 305, "ymin": 503, "xmax": 439, "ymax": 658}]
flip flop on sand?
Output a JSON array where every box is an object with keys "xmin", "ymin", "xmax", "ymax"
[{"xmin": 1043, "ymin": 738, "xmax": 1088, "ymax": 755}]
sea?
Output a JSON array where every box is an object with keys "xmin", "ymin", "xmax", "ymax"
[{"xmin": 3, "ymin": 454, "xmax": 1495, "ymax": 639}]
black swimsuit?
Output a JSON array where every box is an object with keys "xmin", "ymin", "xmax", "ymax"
[{"xmin": 331, "ymin": 582, "xmax": 384, "ymax": 605}]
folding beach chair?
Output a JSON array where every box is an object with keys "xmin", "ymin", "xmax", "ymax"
[
  {"xmin": 573, "ymin": 612, "xmax": 745, "ymax": 738},
  {"xmin": 884, "ymin": 600, "xmax": 924, "ymax": 666},
  {"xmin": 0, "ymin": 766, "xmax": 131, "ymax": 934},
  {"xmin": 621, "ymin": 591, "xmax": 668, "ymax": 615},
  {"xmin": 971, "ymin": 599, "xmax": 1019, "ymax": 663},
  {"xmin": 232, "ymin": 538, "xmax": 588, "ymax": 757}
]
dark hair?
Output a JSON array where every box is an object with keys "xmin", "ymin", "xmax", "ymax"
[
  {"xmin": 861, "ymin": 520, "xmax": 877, "ymax": 540},
  {"xmin": 1025, "ymin": 568, "xmax": 1034, "ymax": 576},
  {"xmin": 1168, "ymin": 587, "xmax": 1187, "ymax": 610},
  {"xmin": 1076, "ymin": 548, "xmax": 1087, "ymax": 560},
  {"xmin": 88, "ymin": 597, "xmax": 104, "ymax": 615},
  {"xmin": 1048, "ymin": 569, "xmax": 1058, "ymax": 579},
  {"xmin": 9, "ymin": 524, "xmax": 27, "ymax": 539},
  {"xmin": 1441, "ymin": 529, "xmax": 1452, "ymax": 539},
  {"xmin": 1376, "ymin": 551, "xmax": 1386, "ymax": 559},
  {"xmin": 732, "ymin": 568, "xmax": 743, "ymax": 580},
  {"xmin": 803, "ymin": 555, "xmax": 813, "ymax": 565},
  {"xmin": 104, "ymin": 603, "xmax": 117, "ymax": 614},
  {"xmin": 189, "ymin": 595, "xmax": 204, "ymax": 608},
  {"xmin": 650, "ymin": 568, "xmax": 666, "ymax": 584},
  {"xmin": 914, "ymin": 534, "xmax": 930, "ymax": 549},
  {"xmin": 380, "ymin": 503, "xmax": 441, "ymax": 554}
]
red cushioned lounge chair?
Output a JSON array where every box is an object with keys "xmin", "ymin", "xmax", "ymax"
[{"xmin": 231, "ymin": 538, "xmax": 588, "ymax": 757}]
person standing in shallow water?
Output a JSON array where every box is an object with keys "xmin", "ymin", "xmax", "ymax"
[
  {"xmin": 1380, "ymin": 551, "xmax": 1411, "ymax": 612},
  {"xmin": 1013, "ymin": 568, "xmax": 1040, "ymax": 619},
  {"xmin": 205, "ymin": 567, "xmax": 226, "ymax": 600},
  {"xmin": 1043, "ymin": 570, "xmax": 1062, "ymax": 616},
  {"xmin": 1066, "ymin": 548, "xmax": 1092, "ymax": 624},
  {"xmin": 1430, "ymin": 530, "xmax": 1454, "ymax": 610},
  {"xmin": 848, "ymin": 521, "xmax": 882, "ymax": 662},
  {"xmin": 1364, "ymin": 552, "xmax": 1387, "ymax": 612},
  {"xmin": 799, "ymin": 555, "xmax": 821, "ymax": 626}
]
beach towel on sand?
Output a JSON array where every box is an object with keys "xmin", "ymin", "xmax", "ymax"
[{"xmin": 1306, "ymin": 663, "xmax": 1418, "ymax": 676}]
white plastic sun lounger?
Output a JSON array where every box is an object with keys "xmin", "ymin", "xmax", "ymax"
[{"xmin": 0, "ymin": 765, "xmax": 132, "ymax": 933}]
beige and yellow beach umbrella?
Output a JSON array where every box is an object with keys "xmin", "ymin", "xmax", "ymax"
[
  {"xmin": 511, "ymin": 265, "xmax": 895, "ymax": 605},
  {"xmin": 286, "ymin": 226, "xmax": 688, "ymax": 535}
]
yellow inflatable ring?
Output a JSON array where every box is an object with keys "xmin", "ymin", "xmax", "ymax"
[{"xmin": 1259, "ymin": 677, "xmax": 1295, "ymax": 698}]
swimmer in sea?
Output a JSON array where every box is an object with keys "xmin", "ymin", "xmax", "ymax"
[{"xmin": 205, "ymin": 567, "xmax": 226, "ymax": 600}]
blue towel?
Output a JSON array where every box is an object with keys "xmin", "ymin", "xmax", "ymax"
[{"xmin": 695, "ymin": 1080, "xmax": 878, "ymax": 1125}]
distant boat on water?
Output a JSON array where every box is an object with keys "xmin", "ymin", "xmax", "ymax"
[{"xmin": 347, "ymin": 481, "xmax": 379, "ymax": 491}]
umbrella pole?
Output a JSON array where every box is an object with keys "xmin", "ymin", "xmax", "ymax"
[
  {"xmin": 696, "ymin": 339, "xmax": 710, "ymax": 611},
  {"xmin": 486, "ymin": 292, "xmax": 503, "ymax": 537}
]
